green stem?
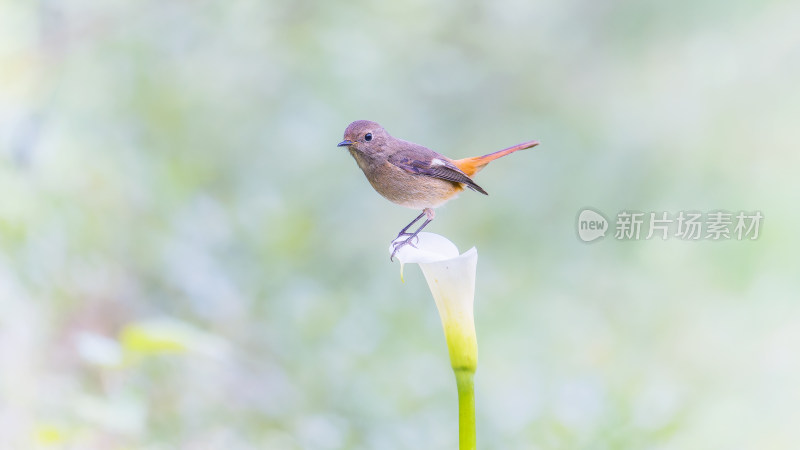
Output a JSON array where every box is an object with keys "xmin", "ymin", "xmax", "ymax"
[{"xmin": 455, "ymin": 369, "xmax": 476, "ymax": 450}]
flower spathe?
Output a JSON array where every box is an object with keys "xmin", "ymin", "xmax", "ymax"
[{"xmin": 391, "ymin": 232, "xmax": 478, "ymax": 449}]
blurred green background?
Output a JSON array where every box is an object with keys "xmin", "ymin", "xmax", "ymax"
[{"xmin": 1, "ymin": 0, "xmax": 799, "ymax": 448}]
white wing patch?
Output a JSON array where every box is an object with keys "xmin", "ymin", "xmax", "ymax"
[{"xmin": 431, "ymin": 158, "xmax": 446, "ymax": 167}]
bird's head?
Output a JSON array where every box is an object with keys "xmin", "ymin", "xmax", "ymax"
[{"xmin": 337, "ymin": 120, "xmax": 390, "ymax": 155}]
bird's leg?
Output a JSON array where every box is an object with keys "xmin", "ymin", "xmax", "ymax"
[
  {"xmin": 394, "ymin": 211, "xmax": 427, "ymax": 240},
  {"xmin": 391, "ymin": 208, "xmax": 435, "ymax": 261}
]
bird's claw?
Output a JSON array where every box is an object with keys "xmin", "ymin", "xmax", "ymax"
[
  {"xmin": 391, "ymin": 231, "xmax": 420, "ymax": 245},
  {"xmin": 390, "ymin": 235, "xmax": 419, "ymax": 261}
]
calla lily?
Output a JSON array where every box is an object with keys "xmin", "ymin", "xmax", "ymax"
[{"xmin": 391, "ymin": 232, "xmax": 478, "ymax": 450}]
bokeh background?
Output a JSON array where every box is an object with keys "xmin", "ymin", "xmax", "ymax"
[{"xmin": 2, "ymin": 0, "xmax": 799, "ymax": 449}]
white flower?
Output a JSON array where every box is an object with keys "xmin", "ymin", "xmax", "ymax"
[{"xmin": 391, "ymin": 232, "xmax": 478, "ymax": 372}]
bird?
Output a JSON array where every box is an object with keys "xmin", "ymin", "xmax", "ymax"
[{"xmin": 337, "ymin": 120, "xmax": 539, "ymax": 260}]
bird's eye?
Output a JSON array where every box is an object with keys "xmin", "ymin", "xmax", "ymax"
[{"xmin": 364, "ymin": 133, "xmax": 373, "ymax": 142}]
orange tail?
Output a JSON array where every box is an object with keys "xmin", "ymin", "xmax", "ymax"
[{"xmin": 452, "ymin": 140, "xmax": 540, "ymax": 177}]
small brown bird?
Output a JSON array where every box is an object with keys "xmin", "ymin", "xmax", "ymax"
[{"xmin": 338, "ymin": 120, "xmax": 539, "ymax": 260}]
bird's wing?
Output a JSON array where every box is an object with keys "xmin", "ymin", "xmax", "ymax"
[{"xmin": 388, "ymin": 148, "xmax": 488, "ymax": 195}]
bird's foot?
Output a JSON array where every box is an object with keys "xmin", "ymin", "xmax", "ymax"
[
  {"xmin": 390, "ymin": 235, "xmax": 419, "ymax": 261},
  {"xmin": 391, "ymin": 230, "xmax": 420, "ymax": 245}
]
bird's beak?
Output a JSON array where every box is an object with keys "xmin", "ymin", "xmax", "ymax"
[{"xmin": 337, "ymin": 139, "xmax": 353, "ymax": 147}]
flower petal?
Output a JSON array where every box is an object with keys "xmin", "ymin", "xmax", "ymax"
[
  {"xmin": 391, "ymin": 232, "xmax": 479, "ymax": 371},
  {"xmin": 391, "ymin": 232, "xmax": 461, "ymax": 280}
]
